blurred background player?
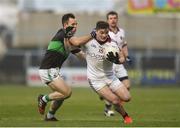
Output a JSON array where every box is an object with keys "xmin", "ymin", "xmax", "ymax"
[
  {"xmin": 81, "ymin": 21, "xmax": 132, "ymax": 124},
  {"xmin": 101, "ymin": 11, "xmax": 132, "ymax": 117},
  {"xmin": 38, "ymin": 13, "xmax": 94, "ymax": 121}
]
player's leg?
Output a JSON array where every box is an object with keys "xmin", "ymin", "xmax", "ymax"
[
  {"xmin": 45, "ymin": 78, "xmax": 72, "ymax": 121},
  {"xmin": 97, "ymin": 86, "xmax": 131, "ymax": 123},
  {"xmin": 110, "ymin": 78, "xmax": 132, "ymax": 123},
  {"xmin": 115, "ymin": 64, "xmax": 130, "ymax": 90},
  {"xmin": 116, "ymin": 65, "xmax": 131, "ymax": 106},
  {"xmin": 119, "ymin": 76, "xmax": 131, "ymax": 106},
  {"xmin": 113, "ymin": 84, "xmax": 131, "ymax": 102},
  {"xmin": 102, "ymin": 77, "xmax": 130, "ymax": 116},
  {"xmin": 110, "ymin": 76, "xmax": 131, "ymax": 102},
  {"xmin": 101, "ymin": 65, "xmax": 130, "ymax": 116},
  {"xmin": 99, "ymin": 95, "xmax": 114, "ymax": 116},
  {"xmin": 38, "ymin": 76, "xmax": 71, "ymax": 114},
  {"xmin": 48, "ymin": 77, "xmax": 72, "ymax": 100},
  {"xmin": 114, "ymin": 85, "xmax": 132, "ymax": 124},
  {"xmin": 90, "ymin": 78, "xmax": 114, "ymax": 116},
  {"xmin": 103, "ymin": 99, "xmax": 115, "ymax": 116},
  {"xmin": 44, "ymin": 77, "xmax": 72, "ymax": 121},
  {"xmin": 119, "ymin": 77, "xmax": 130, "ymax": 90},
  {"xmin": 45, "ymin": 99, "xmax": 64, "ymax": 121},
  {"xmin": 38, "ymin": 69, "xmax": 71, "ymax": 118}
]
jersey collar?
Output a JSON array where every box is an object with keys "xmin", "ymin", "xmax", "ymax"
[
  {"xmin": 109, "ymin": 27, "xmax": 119, "ymax": 34},
  {"xmin": 95, "ymin": 36, "xmax": 111, "ymax": 45}
]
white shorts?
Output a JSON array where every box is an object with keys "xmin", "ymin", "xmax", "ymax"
[
  {"xmin": 39, "ymin": 68, "xmax": 61, "ymax": 85},
  {"xmin": 113, "ymin": 64, "xmax": 128, "ymax": 79},
  {"xmin": 88, "ymin": 76, "xmax": 123, "ymax": 92}
]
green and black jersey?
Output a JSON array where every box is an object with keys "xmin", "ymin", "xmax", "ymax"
[{"xmin": 40, "ymin": 29, "xmax": 80, "ymax": 69}]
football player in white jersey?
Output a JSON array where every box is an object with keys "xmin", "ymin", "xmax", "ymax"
[
  {"xmin": 100, "ymin": 11, "xmax": 132, "ymax": 117},
  {"xmin": 81, "ymin": 21, "xmax": 132, "ymax": 124}
]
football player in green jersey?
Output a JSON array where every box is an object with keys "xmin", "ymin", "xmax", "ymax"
[{"xmin": 38, "ymin": 13, "xmax": 94, "ymax": 121}]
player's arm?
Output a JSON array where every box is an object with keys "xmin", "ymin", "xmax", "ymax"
[
  {"xmin": 119, "ymin": 48, "xmax": 125, "ymax": 64},
  {"xmin": 122, "ymin": 41, "xmax": 132, "ymax": 64},
  {"xmin": 122, "ymin": 41, "xmax": 128, "ymax": 57},
  {"xmin": 69, "ymin": 35, "xmax": 92, "ymax": 46},
  {"xmin": 65, "ymin": 26, "xmax": 96, "ymax": 46}
]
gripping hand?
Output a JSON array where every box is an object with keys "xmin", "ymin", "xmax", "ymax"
[
  {"xmin": 90, "ymin": 29, "xmax": 96, "ymax": 38},
  {"xmin": 106, "ymin": 52, "xmax": 120, "ymax": 64},
  {"xmin": 64, "ymin": 26, "xmax": 74, "ymax": 38}
]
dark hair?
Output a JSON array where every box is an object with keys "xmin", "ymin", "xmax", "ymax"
[
  {"xmin": 106, "ymin": 11, "xmax": 118, "ymax": 20},
  {"xmin": 62, "ymin": 13, "xmax": 75, "ymax": 26},
  {"xmin": 95, "ymin": 21, "xmax": 109, "ymax": 30}
]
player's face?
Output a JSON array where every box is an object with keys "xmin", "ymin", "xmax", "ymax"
[
  {"xmin": 107, "ymin": 15, "xmax": 118, "ymax": 28},
  {"xmin": 96, "ymin": 28, "xmax": 109, "ymax": 42},
  {"xmin": 64, "ymin": 18, "xmax": 78, "ymax": 33}
]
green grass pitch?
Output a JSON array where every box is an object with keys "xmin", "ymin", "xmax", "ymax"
[{"xmin": 0, "ymin": 85, "xmax": 180, "ymax": 127}]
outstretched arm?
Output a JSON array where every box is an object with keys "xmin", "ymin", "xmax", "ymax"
[
  {"xmin": 66, "ymin": 28, "xmax": 96, "ymax": 46},
  {"xmin": 69, "ymin": 35, "xmax": 92, "ymax": 46}
]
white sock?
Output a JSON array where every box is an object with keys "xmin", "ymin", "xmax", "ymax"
[
  {"xmin": 47, "ymin": 112, "xmax": 54, "ymax": 119},
  {"xmin": 42, "ymin": 96, "xmax": 48, "ymax": 103},
  {"xmin": 104, "ymin": 100, "xmax": 111, "ymax": 105}
]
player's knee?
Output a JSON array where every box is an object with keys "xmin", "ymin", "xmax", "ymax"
[
  {"xmin": 58, "ymin": 87, "xmax": 72, "ymax": 99},
  {"xmin": 64, "ymin": 90, "xmax": 72, "ymax": 99},
  {"xmin": 54, "ymin": 89, "xmax": 72, "ymax": 100},
  {"xmin": 123, "ymin": 94, "xmax": 131, "ymax": 102},
  {"xmin": 62, "ymin": 87, "xmax": 72, "ymax": 98},
  {"xmin": 111, "ymin": 97, "xmax": 119, "ymax": 105},
  {"xmin": 54, "ymin": 92, "xmax": 64, "ymax": 99},
  {"xmin": 122, "ymin": 80, "xmax": 131, "ymax": 90},
  {"xmin": 126, "ymin": 84, "xmax": 131, "ymax": 90}
]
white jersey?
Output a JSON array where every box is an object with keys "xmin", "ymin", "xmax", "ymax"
[
  {"xmin": 108, "ymin": 28, "xmax": 126, "ymax": 49},
  {"xmin": 109, "ymin": 27, "xmax": 128, "ymax": 78},
  {"xmin": 83, "ymin": 39, "xmax": 118, "ymax": 80}
]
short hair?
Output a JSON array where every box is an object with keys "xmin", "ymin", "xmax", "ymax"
[
  {"xmin": 106, "ymin": 11, "xmax": 118, "ymax": 20},
  {"xmin": 62, "ymin": 13, "xmax": 75, "ymax": 26},
  {"xmin": 95, "ymin": 21, "xmax": 109, "ymax": 30}
]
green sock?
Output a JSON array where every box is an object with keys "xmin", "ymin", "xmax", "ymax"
[
  {"xmin": 49, "ymin": 110, "xmax": 55, "ymax": 115},
  {"xmin": 42, "ymin": 95, "xmax": 51, "ymax": 102},
  {"xmin": 49, "ymin": 99, "xmax": 64, "ymax": 115}
]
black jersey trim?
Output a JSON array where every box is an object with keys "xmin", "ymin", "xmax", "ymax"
[
  {"xmin": 119, "ymin": 76, "xmax": 128, "ymax": 81},
  {"xmin": 71, "ymin": 49, "xmax": 81, "ymax": 54}
]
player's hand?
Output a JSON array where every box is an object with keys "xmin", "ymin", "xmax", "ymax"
[
  {"xmin": 119, "ymin": 56, "xmax": 125, "ymax": 64},
  {"xmin": 106, "ymin": 52, "xmax": 121, "ymax": 64},
  {"xmin": 64, "ymin": 26, "xmax": 74, "ymax": 38},
  {"xmin": 90, "ymin": 29, "xmax": 96, "ymax": 38},
  {"xmin": 126, "ymin": 56, "xmax": 132, "ymax": 65}
]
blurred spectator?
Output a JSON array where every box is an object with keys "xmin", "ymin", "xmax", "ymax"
[
  {"xmin": 0, "ymin": 37, "xmax": 7, "ymax": 60},
  {"xmin": 0, "ymin": 2, "xmax": 18, "ymax": 49}
]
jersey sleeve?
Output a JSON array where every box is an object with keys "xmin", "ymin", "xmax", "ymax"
[
  {"xmin": 71, "ymin": 48, "xmax": 81, "ymax": 54},
  {"xmin": 51, "ymin": 29, "xmax": 65, "ymax": 42},
  {"xmin": 69, "ymin": 45, "xmax": 81, "ymax": 54},
  {"xmin": 119, "ymin": 28, "xmax": 127, "ymax": 48},
  {"xmin": 120, "ymin": 28, "xmax": 125, "ymax": 40}
]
